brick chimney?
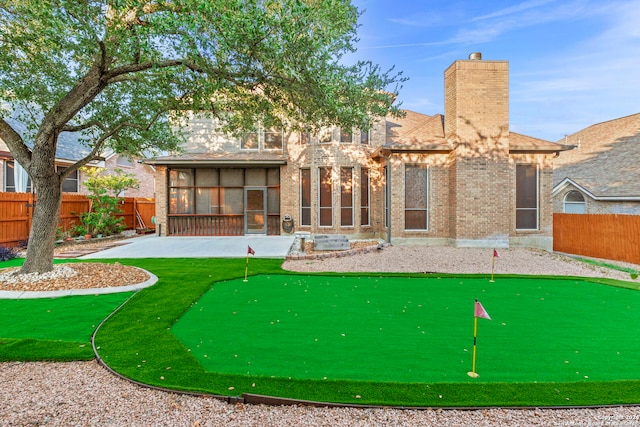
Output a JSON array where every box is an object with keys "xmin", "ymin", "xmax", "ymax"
[{"xmin": 445, "ymin": 53, "xmax": 511, "ymax": 247}]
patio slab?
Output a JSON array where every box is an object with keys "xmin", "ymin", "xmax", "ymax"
[{"xmin": 80, "ymin": 235, "xmax": 296, "ymax": 259}]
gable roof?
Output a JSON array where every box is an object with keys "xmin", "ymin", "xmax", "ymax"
[
  {"xmin": 553, "ymin": 113, "xmax": 640, "ymax": 198},
  {"xmin": 379, "ymin": 109, "xmax": 568, "ymax": 154}
]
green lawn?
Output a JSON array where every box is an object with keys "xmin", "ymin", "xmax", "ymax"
[
  {"xmin": 3, "ymin": 257, "xmax": 640, "ymax": 407},
  {"xmin": 172, "ymin": 274, "xmax": 640, "ymax": 384}
]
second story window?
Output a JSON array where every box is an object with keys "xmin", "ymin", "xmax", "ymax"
[
  {"xmin": 340, "ymin": 128, "xmax": 353, "ymax": 144},
  {"xmin": 264, "ymin": 127, "xmax": 283, "ymax": 150},
  {"xmin": 241, "ymin": 131, "xmax": 259, "ymax": 150},
  {"xmin": 240, "ymin": 127, "xmax": 283, "ymax": 150},
  {"xmin": 360, "ymin": 129, "xmax": 370, "ymax": 145},
  {"xmin": 319, "ymin": 128, "xmax": 332, "ymax": 144}
]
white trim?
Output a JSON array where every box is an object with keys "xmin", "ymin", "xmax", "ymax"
[{"xmin": 553, "ymin": 177, "xmax": 640, "ymax": 201}]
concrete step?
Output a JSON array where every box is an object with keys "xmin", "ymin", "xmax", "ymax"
[{"xmin": 314, "ymin": 234, "xmax": 350, "ymax": 251}]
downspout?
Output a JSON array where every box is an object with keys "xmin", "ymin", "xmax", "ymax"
[{"xmin": 386, "ymin": 156, "xmax": 392, "ymax": 244}]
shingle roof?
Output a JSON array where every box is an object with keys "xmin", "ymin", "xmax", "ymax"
[
  {"xmin": 553, "ymin": 113, "xmax": 640, "ymax": 198},
  {"xmin": 2, "ymin": 118, "xmax": 91, "ymax": 162},
  {"xmin": 383, "ymin": 110, "xmax": 568, "ymax": 153}
]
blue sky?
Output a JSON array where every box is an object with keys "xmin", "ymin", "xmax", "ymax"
[{"xmin": 347, "ymin": 0, "xmax": 640, "ymax": 142}]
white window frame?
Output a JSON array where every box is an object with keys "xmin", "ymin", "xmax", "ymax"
[
  {"xmin": 340, "ymin": 167, "xmax": 354, "ymax": 227},
  {"xmin": 404, "ymin": 164, "xmax": 429, "ymax": 231},
  {"xmin": 515, "ymin": 163, "xmax": 539, "ymax": 230},
  {"xmin": 564, "ymin": 190, "xmax": 586, "ymax": 214}
]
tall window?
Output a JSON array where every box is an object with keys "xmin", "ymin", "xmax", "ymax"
[
  {"xmin": 4, "ymin": 161, "xmax": 32, "ymax": 192},
  {"xmin": 404, "ymin": 164, "xmax": 428, "ymax": 230},
  {"xmin": 300, "ymin": 169, "xmax": 311, "ymax": 226},
  {"xmin": 564, "ymin": 190, "xmax": 586, "ymax": 214},
  {"xmin": 340, "ymin": 167, "xmax": 353, "ymax": 227},
  {"xmin": 384, "ymin": 166, "xmax": 389, "ymax": 228},
  {"xmin": 299, "ymin": 131, "xmax": 310, "ymax": 145},
  {"xmin": 56, "ymin": 166, "xmax": 79, "ymax": 193},
  {"xmin": 360, "ymin": 130, "xmax": 369, "ymax": 145},
  {"xmin": 318, "ymin": 167, "xmax": 332, "ymax": 226},
  {"xmin": 360, "ymin": 168, "xmax": 370, "ymax": 226},
  {"xmin": 516, "ymin": 164, "xmax": 539, "ymax": 230}
]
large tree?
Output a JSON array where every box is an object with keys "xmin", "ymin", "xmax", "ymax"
[{"xmin": 0, "ymin": 0, "xmax": 403, "ymax": 274}]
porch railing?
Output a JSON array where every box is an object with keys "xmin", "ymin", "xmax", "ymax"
[{"xmin": 168, "ymin": 214, "xmax": 281, "ymax": 236}]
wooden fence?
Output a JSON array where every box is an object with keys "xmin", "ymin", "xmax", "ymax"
[
  {"xmin": 553, "ymin": 213, "xmax": 640, "ymax": 265},
  {"xmin": 0, "ymin": 192, "xmax": 155, "ymax": 247}
]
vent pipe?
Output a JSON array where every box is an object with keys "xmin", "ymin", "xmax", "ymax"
[{"xmin": 468, "ymin": 52, "xmax": 482, "ymax": 60}]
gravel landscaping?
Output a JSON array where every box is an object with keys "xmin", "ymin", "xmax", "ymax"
[{"xmin": 1, "ymin": 244, "xmax": 639, "ymax": 426}]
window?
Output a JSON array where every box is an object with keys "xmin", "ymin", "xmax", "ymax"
[
  {"xmin": 384, "ymin": 166, "xmax": 389, "ymax": 228},
  {"xmin": 516, "ymin": 164, "xmax": 538, "ymax": 230},
  {"xmin": 241, "ymin": 131, "xmax": 259, "ymax": 150},
  {"xmin": 404, "ymin": 164, "xmax": 428, "ymax": 230},
  {"xmin": 263, "ymin": 127, "xmax": 283, "ymax": 150},
  {"xmin": 319, "ymin": 128, "xmax": 332, "ymax": 144},
  {"xmin": 241, "ymin": 127, "xmax": 283, "ymax": 150},
  {"xmin": 360, "ymin": 168, "xmax": 370, "ymax": 226},
  {"xmin": 4, "ymin": 161, "xmax": 32, "ymax": 192},
  {"xmin": 116, "ymin": 156, "xmax": 135, "ymax": 167},
  {"xmin": 340, "ymin": 128, "xmax": 352, "ymax": 144},
  {"xmin": 169, "ymin": 169, "xmax": 195, "ymax": 214},
  {"xmin": 299, "ymin": 131, "xmax": 310, "ymax": 145},
  {"xmin": 340, "ymin": 167, "xmax": 353, "ymax": 227},
  {"xmin": 56, "ymin": 166, "xmax": 79, "ymax": 193},
  {"xmin": 300, "ymin": 169, "xmax": 311, "ymax": 226},
  {"xmin": 318, "ymin": 167, "xmax": 332, "ymax": 226},
  {"xmin": 360, "ymin": 130, "xmax": 370, "ymax": 145},
  {"xmin": 564, "ymin": 190, "xmax": 586, "ymax": 214}
]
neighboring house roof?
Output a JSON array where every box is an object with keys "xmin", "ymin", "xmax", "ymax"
[
  {"xmin": 1, "ymin": 117, "xmax": 91, "ymax": 162},
  {"xmin": 553, "ymin": 113, "xmax": 640, "ymax": 199}
]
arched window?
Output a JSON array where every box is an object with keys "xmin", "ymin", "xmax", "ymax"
[{"xmin": 564, "ymin": 190, "xmax": 586, "ymax": 213}]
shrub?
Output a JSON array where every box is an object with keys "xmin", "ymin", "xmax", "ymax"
[{"xmin": 0, "ymin": 245, "xmax": 19, "ymax": 261}]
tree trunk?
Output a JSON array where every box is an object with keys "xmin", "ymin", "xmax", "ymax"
[{"xmin": 19, "ymin": 179, "xmax": 62, "ymax": 274}]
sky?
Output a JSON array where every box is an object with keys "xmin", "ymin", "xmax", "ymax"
[{"xmin": 346, "ymin": 0, "xmax": 640, "ymax": 142}]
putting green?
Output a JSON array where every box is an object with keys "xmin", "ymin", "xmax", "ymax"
[{"xmin": 171, "ymin": 274, "xmax": 640, "ymax": 384}]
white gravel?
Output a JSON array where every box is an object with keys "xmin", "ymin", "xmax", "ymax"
[{"xmin": 2, "ymin": 246, "xmax": 640, "ymax": 427}]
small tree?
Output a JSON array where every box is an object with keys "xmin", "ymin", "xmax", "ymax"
[{"xmin": 79, "ymin": 167, "xmax": 139, "ymax": 237}]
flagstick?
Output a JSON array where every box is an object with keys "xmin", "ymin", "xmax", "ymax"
[
  {"xmin": 489, "ymin": 255, "xmax": 495, "ymax": 282},
  {"xmin": 243, "ymin": 252, "xmax": 249, "ymax": 282},
  {"xmin": 468, "ymin": 316, "xmax": 480, "ymax": 378}
]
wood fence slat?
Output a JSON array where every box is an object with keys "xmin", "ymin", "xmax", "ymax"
[
  {"xmin": 0, "ymin": 192, "xmax": 155, "ymax": 247},
  {"xmin": 553, "ymin": 213, "xmax": 640, "ymax": 265}
]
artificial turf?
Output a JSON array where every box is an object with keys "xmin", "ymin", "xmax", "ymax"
[
  {"xmin": 4, "ymin": 256, "xmax": 640, "ymax": 406},
  {"xmin": 91, "ymin": 259, "xmax": 640, "ymax": 407},
  {"xmin": 172, "ymin": 274, "xmax": 640, "ymax": 384}
]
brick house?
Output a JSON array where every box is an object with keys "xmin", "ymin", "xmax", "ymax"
[
  {"xmin": 147, "ymin": 54, "xmax": 570, "ymax": 250},
  {"xmin": 553, "ymin": 113, "xmax": 640, "ymax": 214}
]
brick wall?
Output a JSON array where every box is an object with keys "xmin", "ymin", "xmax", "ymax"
[
  {"xmin": 282, "ymin": 120, "xmax": 387, "ymax": 238},
  {"xmin": 445, "ymin": 58, "xmax": 511, "ymax": 246}
]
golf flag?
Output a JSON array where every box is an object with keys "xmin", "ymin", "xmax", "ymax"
[
  {"xmin": 490, "ymin": 249, "xmax": 499, "ymax": 282},
  {"xmin": 244, "ymin": 246, "xmax": 255, "ymax": 282},
  {"xmin": 468, "ymin": 299, "xmax": 491, "ymax": 378},
  {"xmin": 474, "ymin": 300, "xmax": 491, "ymax": 320}
]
